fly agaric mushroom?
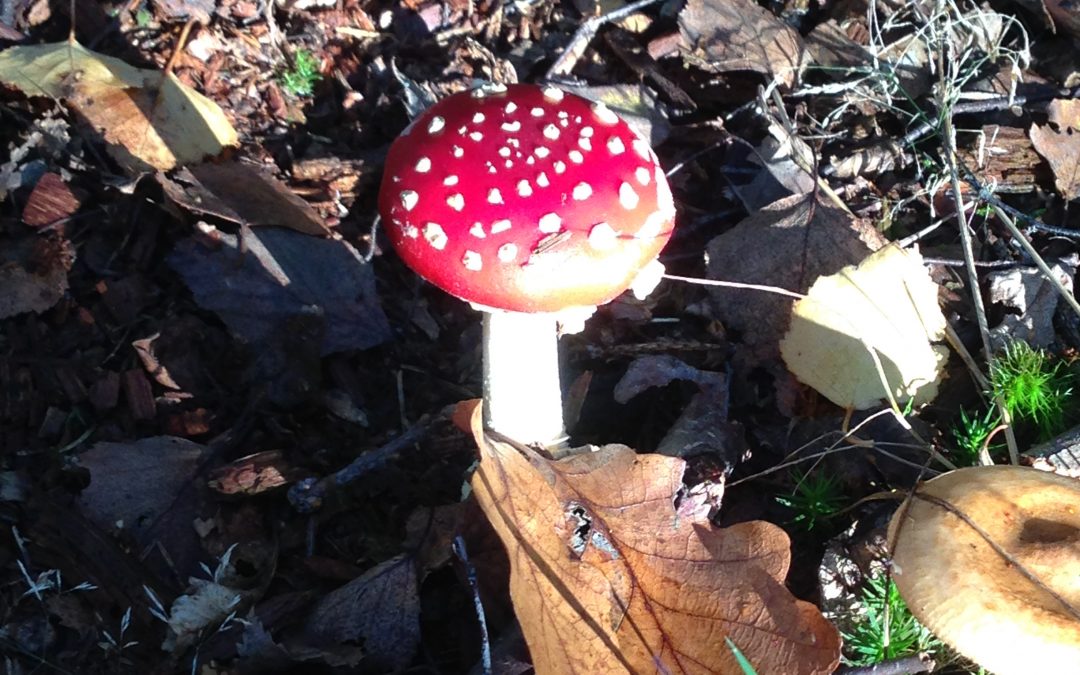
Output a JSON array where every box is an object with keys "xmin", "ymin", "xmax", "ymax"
[
  {"xmin": 379, "ymin": 83, "xmax": 675, "ymax": 445},
  {"xmin": 888, "ymin": 465, "xmax": 1080, "ymax": 675}
]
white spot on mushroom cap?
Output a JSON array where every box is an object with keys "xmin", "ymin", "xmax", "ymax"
[
  {"xmin": 572, "ymin": 182, "xmax": 592, "ymax": 200},
  {"xmin": 632, "ymin": 138, "xmax": 651, "ymax": 162},
  {"xmin": 497, "ymin": 243, "xmax": 517, "ymax": 262},
  {"xmin": 608, "ymin": 136, "xmax": 625, "ymax": 155},
  {"xmin": 569, "ymin": 150, "xmax": 584, "ymax": 164},
  {"xmin": 403, "ymin": 224, "xmax": 419, "ymax": 239},
  {"xmin": 502, "ymin": 121, "xmax": 521, "ymax": 132},
  {"xmin": 635, "ymin": 167, "xmax": 651, "ymax": 185},
  {"xmin": 543, "ymin": 124, "xmax": 560, "ymax": 141},
  {"xmin": 462, "ymin": 251, "xmax": 482, "ymax": 271},
  {"xmin": 470, "ymin": 222, "xmax": 485, "ymax": 238},
  {"xmin": 444, "ymin": 175, "xmax": 459, "ymax": 186},
  {"xmin": 447, "ymin": 193, "xmax": 465, "ymax": 211},
  {"xmin": 543, "ymin": 86, "xmax": 565, "ymax": 102},
  {"xmin": 505, "ymin": 101, "xmax": 518, "ymax": 114},
  {"xmin": 452, "ymin": 145, "xmax": 464, "ymax": 158},
  {"xmin": 472, "ymin": 112, "xmax": 486, "ymax": 124},
  {"xmin": 470, "ymin": 131, "xmax": 483, "ymax": 141},
  {"xmin": 619, "ymin": 183, "xmax": 639, "ymax": 209},
  {"xmin": 531, "ymin": 107, "xmax": 544, "ymax": 117},
  {"xmin": 498, "ymin": 147, "xmax": 511, "ymax": 158},
  {"xmin": 534, "ymin": 146, "xmax": 551, "ymax": 159},
  {"xmin": 592, "ymin": 102, "xmax": 619, "ymax": 125},
  {"xmin": 553, "ymin": 161, "xmax": 566, "ymax": 174},
  {"xmin": 504, "ymin": 160, "xmax": 513, "ymax": 169},
  {"xmin": 538, "ymin": 213, "xmax": 562, "ymax": 233},
  {"xmin": 487, "ymin": 189, "xmax": 504, "ymax": 205},
  {"xmin": 491, "ymin": 219, "xmax": 512, "ymax": 234},
  {"xmin": 400, "ymin": 190, "xmax": 419, "ymax": 211},
  {"xmin": 517, "ymin": 180, "xmax": 533, "ymax": 197},
  {"xmin": 423, "ymin": 222, "xmax": 447, "ymax": 249},
  {"xmin": 580, "ymin": 126, "xmax": 594, "ymax": 138},
  {"xmin": 415, "ymin": 157, "xmax": 432, "ymax": 173},
  {"xmin": 588, "ymin": 222, "xmax": 617, "ymax": 249},
  {"xmin": 428, "ymin": 116, "xmax": 445, "ymax": 134},
  {"xmin": 578, "ymin": 138, "xmax": 592, "ymax": 152},
  {"xmin": 536, "ymin": 172, "xmax": 550, "ymax": 187}
]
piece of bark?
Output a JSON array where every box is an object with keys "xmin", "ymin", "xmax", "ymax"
[{"xmin": 122, "ymin": 368, "xmax": 156, "ymax": 421}]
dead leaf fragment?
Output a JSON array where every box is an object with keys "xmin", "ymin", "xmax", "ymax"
[
  {"xmin": 678, "ymin": 0, "xmax": 807, "ymax": 88},
  {"xmin": 0, "ymin": 234, "xmax": 74, "ymax": 319},
  {"xmin": 468, "ymin": 402, "xmax": 840, "ymax": 674},
  {"xmin": 780, "ymin": 244, "xmax": 948, "ymax": 410},
  {"xmin": 0, "ymin": 39, "xmax": 238, "ymax": 172},
  {"xmin": 160, "ymin": 162, "xmax": 332, "ymax": 237},
  {"xmin": 1030, "ymin": 99, "xmax": 1080, "ymax": 200}
]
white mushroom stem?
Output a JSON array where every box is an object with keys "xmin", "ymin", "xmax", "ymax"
[{"xmin": 482, "ymin": 310, "xmax": 565, "ymax": 446}]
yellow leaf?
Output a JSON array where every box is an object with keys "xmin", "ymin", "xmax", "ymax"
[
  {"xmin": 780, "ymin": 243, "xmax": 948, "ymax": 409},
  {"xmin": 0, "ymin": 39, "xmax": 238, "ymax": 172}
]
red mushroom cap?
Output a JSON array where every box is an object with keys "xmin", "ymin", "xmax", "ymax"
[{"xmin": 378, "ymin": 83, "xmax": 676, "ymax": 313}]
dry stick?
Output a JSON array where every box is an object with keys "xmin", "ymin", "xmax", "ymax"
[
  {"xmin": 835, "ymin": 653, "xmax": 936, "ymax": 675},
  {"xmin": 936, "ymin": 48, "xmax": 1021, "ymax": 466},
  {"xmin": 544, "ymin": 0, "xmax": 665, "ymax": 80}
]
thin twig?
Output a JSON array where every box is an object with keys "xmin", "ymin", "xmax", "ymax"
[
  {"xmin": 288, "ymin": 405, "xmax": 455, "ymax": 513},
  {"xmin": 937, "ymin": 44, "xmax": 1020, "ymax": 465},
  {"xmin": 454, "ymin": 536, "xmax": 492, "ymax": 675}
]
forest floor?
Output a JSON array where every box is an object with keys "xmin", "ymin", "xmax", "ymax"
[{"xmin": 2, "ymin": 0, "xmax": 1080, "ymax": 673}]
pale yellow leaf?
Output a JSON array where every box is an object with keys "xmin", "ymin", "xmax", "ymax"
[
  {"xmin": 0, "ymin": 39, "xmax": 238, "ymax": 172},
  {"xmin": 780, "ymin": 243, "xmax": 948, "ymax": 409}
]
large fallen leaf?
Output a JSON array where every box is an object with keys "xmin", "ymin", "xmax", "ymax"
[
  {"xmin": 167, "ymin": 226, "xmax": 391, "ymax": 355},
  {"xmin": 0, "ymin": 39, "xmax": 237, "ymax": 172},
  {"xmin": 468, "ymin": 402, "xmax": 840, "ymax": 674},
  {"xmin": 678, "ymin": 0, "xmax": 807, "ymax": 89},
  {"xmin": 78, "ymin": 436, "xmax": 209, "ymax": 581},
  {"xmin": 780, "ymin": 244, "xmax": 948, "ymax": 409},
  {"xmin": 705, "ymin": 193, "xmax": 887, "ymax": 361},
  {"xmin": 1030, "ymin": 99, "xmax": 1080, "ymax": 201},
  {"xmin": 290, "ymin": 556, "xmax": 420, "ymax": 669}
]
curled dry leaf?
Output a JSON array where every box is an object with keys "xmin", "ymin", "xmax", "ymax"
[
  {"xmin": 1030, "ymin": 99, "xmax": 1080, "ymax": 201},
  {"xmin": 0, "ymin": 39, "xmax": 237, "ymax": 173},
  {"xmin": 678, "ymin": 0, "xmax": 807, "ymax": 89},
  {"xmin": 467, "ymin": 401, "xmax": 840, "ymax": 674},
  {"xmin": 780, "ymin": 243, "xmax": 948, "ymax": 410}
]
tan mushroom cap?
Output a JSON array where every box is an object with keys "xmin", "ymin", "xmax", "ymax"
[{"xmin": 888, "ymin": 465, "xmax": 1080, "ymax": 675}]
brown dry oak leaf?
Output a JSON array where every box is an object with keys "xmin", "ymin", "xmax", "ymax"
[
  {"xmin": 1030, "ymin": 99, "xmax": 1080, "ymax": 201},
  {"xmin": 467, "ymin": 402, "xmax": 840, "ymax": 675},
  {"xmin": 678, "ymin": 0, "xmax": 807, "ymax": 89}
]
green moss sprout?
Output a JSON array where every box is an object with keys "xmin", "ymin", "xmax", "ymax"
[
  {"xmin": 990, "ymin": 341, "xmax": 1073, "ymax": 439},
  {"xmin": 279, "ymin": 48, "xmax": 321, "ymax": 97}
]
